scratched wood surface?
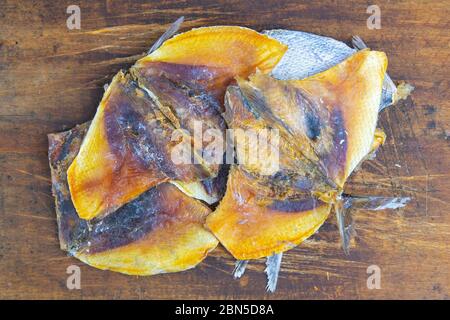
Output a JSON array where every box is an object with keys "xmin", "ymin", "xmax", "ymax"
[{"xmin": 0, "ymin": 0, "xmax": 449, "ymax": 300}]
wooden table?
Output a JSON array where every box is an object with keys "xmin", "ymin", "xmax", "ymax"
[{"xmin": 1, "ymin": 0, "xmax": 449, "ymax": 299}]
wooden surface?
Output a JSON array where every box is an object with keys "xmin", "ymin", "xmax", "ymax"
[{"xmin": 0, "ymin": 0, "xmax": 449, "ymax": 300}]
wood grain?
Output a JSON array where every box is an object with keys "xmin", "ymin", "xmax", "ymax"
[{"xmin": 0, "ymin": 0, "xmax": 449, "ymax": 299}]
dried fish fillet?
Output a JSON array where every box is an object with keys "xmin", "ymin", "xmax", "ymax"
[
  {"xmin": 207, "ymin": 50, "xmax": 387, "ymax": 260},
  {"xmin": 49, "ymin": 124, "xmax": 218, "ymax": 275},
  {"xmin": 67, "ymin": 71, "xmax": 222, "ymax": 220},
  {"xmin": 68, "ymin": 26, "xmax": 287, "ymax": 220}
]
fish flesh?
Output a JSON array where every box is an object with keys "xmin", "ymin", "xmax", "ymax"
[
  {"xmin": 223, "ymin": 49, "xmax": 388, "ymax": 191},
  {"xmin": 206, "ymin": 166, "xmax": 332, "ymax": 259},
  {"xmin": 134, "ymin": 26, "xmax": 287, "ymax": 105},
  {"xmin": 67, "ymin": 26, "xmax": 286, "ymax": 220},
  {"xmin": 67, "ymin": 70, "xmax": 224, "ymax": 220},
  {"xmin": 49, "ymin": 123, "xmax": 218, "ymax": 275}
]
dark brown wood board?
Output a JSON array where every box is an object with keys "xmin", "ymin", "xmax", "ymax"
[{"xmin": 0, "ymin": 0, "xmax": 449, "ymax": 299}]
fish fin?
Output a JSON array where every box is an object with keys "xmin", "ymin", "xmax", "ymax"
[
  {"xmin": 352, "ymin": 35, "xmax": 397, "ymax": 110},
  {"xmin": 265, "ymin": 253, "xmax": 283, "ymax": 293},
  {"xmin": 351, "ymin": 35, "xmax": 368, "ymax": 50},
  {"xmin": 335, "ymin": 197, "xmax": 355, "ymax": 255},
  {"xmin": 380, "ymin": 73, "xmax": 397, "ymax": 110},
  {"xmin": 344, "ymin": 195, "xmax": 411, "ymax": 211},
  {"xmin": 148, "ymin": 16, "xmax": 184, "ymax": 54},
  {"xmin": 233, "ymin": 260, "xmax": 249, "ymax": 279},
  {"xmin": 334, "ymin": 194, "xmax": 410, "ymax": 255},
  {"xmin": 170, "ymin": 180, "xmax": 220, "ymax": 205}
]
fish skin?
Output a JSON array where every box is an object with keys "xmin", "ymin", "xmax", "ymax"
[
  {"xmin": 263, "ymin": 29, "xmax": 396, "ymax": 110},
  {"xmin": 49, "ymin": 124, "xmax": 218, "ymax": 275}
]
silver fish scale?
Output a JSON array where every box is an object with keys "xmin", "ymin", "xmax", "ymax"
[
  {"xmin": 264, "ymin": 29, "xmax": 356, "ymax": 80},
  {"xmin": 263, "ymin": 29, "xmax": 396, "ymax": 110}
]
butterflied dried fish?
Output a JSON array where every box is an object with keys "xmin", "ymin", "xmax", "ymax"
[
  {"xmin": 67, "ymin": 70, "xmax": 224, "ymax": 220},
  {"xmin": 49, "ymin": 124, "xmax": 218, "ymax": 275},
  {"xmin": 67, "ymin": 26, "xmax": 287, "ymax": 220},
  {"xmin": 207, "ymin": 50, "xmax": 388, "ymax": 272}
]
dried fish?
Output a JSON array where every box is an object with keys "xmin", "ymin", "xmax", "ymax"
[
  {"xmin": 47, "ymin": 21, "xmax": 410, "ymax": 288},
  {"xmin": 208, "ymin": 50, "xmax": 387, "ymax": 260},
  {"xmin": 206, "ymin": 166, "xmax": 332, "ymax": 259},
  {"xmin": 49, "ymin": 124, "xmax": 218, "ymax": 275},
  {"xmin": 67, "ymin": 71, "xmax": 223, "ymax": 220},
  {"xmin": 67, "ymin": 26, "xmax": 286, "ymax": 220}
]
